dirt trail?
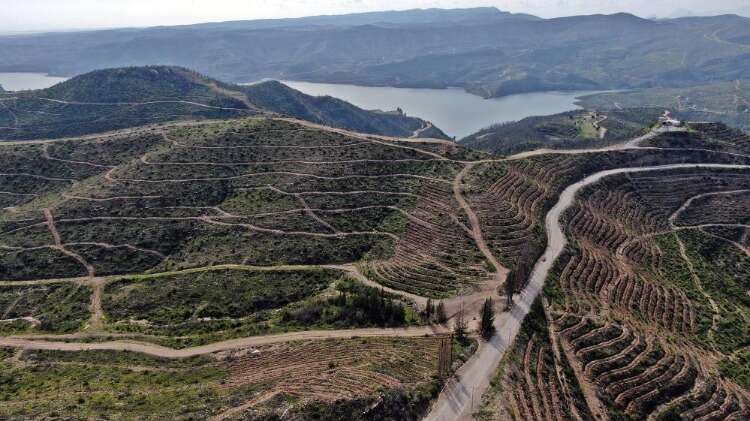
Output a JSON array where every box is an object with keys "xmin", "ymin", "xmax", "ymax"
[
  {"xmin": 326, "ymin": 264, "xmax": 428, "ymax": 306},
  {"xmin": 410, "ymin": 122, "xmax": 435, "ymax": 138},
  {"xmin": 106, "ymin": 169, "xmax": 451, "ymax": 184},
  {"xmin": 41, "ymin": 144, "xmax": 114, "ymax": 168},
  {"xmin": 211, "ymin": 390, "xmax": 280, "ymax": 421},
  {"xmin": 0, "ymin": 326, "xmax": 448, "ymax": 358},
  {"xmin": 698, "ymin": 228, "xmax": 750, "ymax": 258},
  {"xmin": 669, "ymin": 190, "xmax": 750, "ymax": 226},
  {"xmin": 275, "ymin": 117, "xmax": 452, "ymax": 160},
  {"xmin": 668, "ymin": 193, "xmax": 730, "ymax": 350},
  {"xmin": 266, "ymin": 185, "xmax": 339, "ymax": 234},
  {"xmin": 502, "ymin": 125, "xmax": 685, "ymax": 161},
  {"xmin": 1, "ymin": 263, "xmax": 341, "ymax": 287},
  {"xmin": 453, "ymin": 162, "xmax": 509, "ymax": 284},
  {"xmin": 87, "ymin": 278, "xmax": 106, "ymax": 330},
  {"xmin": 37, "ymin": 97, "xmax": 251, "ymax": 112},
  {"xmin": 44, "ymin": 208, "xmax": 95, "ymax": 278}
]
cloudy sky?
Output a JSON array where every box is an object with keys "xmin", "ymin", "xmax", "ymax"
[{"xmin": 3, "ymin": 0, "xmax": 749, "ymax": 32}]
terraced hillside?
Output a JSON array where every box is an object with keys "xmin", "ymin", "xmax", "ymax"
[
  {"xmin": 469, "ymin": 125, "xmax": 750, "ymax": 421},
  {"xmin": 535, "ymin": 167, "xmax": 750, "ymax": 420},
  {"xmin": 0, "ymin": 336, "xmax": 447, "ymax": 420},
  {"xmin": 549, "ymin": 169, "xmax": 750, "ymax": 419},
  {"xmin": 0, "ymin": 113, "xmax": 484, "ymax": 418},
  {"xmin": 0, "ymin": 116, "xmax": 484, "ymax": 338},
  {"xmin": 2, "ymin": 73, "xmax": 749, "ymax": 420},
  {"xmin": 476, "ymin": 300, "xmax": 594, "ymax": 421}
]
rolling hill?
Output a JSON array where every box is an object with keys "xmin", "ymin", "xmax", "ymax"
[
  {"xmin": 579, "ymin": 80, "xmax": 750, "ymax": 129},
  {"xmin": 461, "ymin": 108, "xmax": 662, "ymax": 155},
  {"xmin": 0, "ymin": 66, "xmax": 446, "ymax": 140}
]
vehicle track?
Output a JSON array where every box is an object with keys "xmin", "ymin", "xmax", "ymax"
[{"xmin": 0, "ymin": 326, "xmax": 448, "ymax": 358}]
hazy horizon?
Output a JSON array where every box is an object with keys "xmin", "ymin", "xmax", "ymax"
[{"xmin": 3, "ymin": 0, "xmax": 749, "ymax": 33}]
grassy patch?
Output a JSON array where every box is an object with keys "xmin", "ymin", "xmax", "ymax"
[{"xmin": 0, "ymin": 283, "xmax": 91, "ymax": 333}]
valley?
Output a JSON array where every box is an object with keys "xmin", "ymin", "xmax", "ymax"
[{"xmin": 0, "ymin": 64, "xmax": 748, "ymax": 419}]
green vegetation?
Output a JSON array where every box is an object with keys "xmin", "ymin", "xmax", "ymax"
[
  {"xmin": 475, "ymin": 298, "xmax": 591, "ymax": 420},
  {"xmin": 678, "ymin": 230, "xmax": 750, "ymax": 353},
  {"xmin": 462, "ymin": 109, "xmax": 660, "ymax": 155},
  {"xmin": 719, "ymin": 351, "xmax": 750, "ymax": 390},
  {"xmin": 0, "ymin": 348, "xmax": 230, "ymax": 419},
  {"xmin": 0, "ymin": 249, "xmax": 88, "ymax": 281},
  {"xmin": 0, "ymin": 66, "xmax": 446, "ymax": 140},
  {"xmin": 244, "ymin": 80, "xmax": 447, "ymax": 138},
  {"xmin": 0, "ymin": 283, "xmax": 92, "ymax": 333},
  {"xmin": 0, "ymin": 335, "xmax": 446, "ymax": 419},
  {"xmin": 102, "ymin": 268, "xmax": 339, "ymax": 335},
  {"xmin": 579, "ymin": 81, "xmax": 750, "ymax": 129},
  {"xmin": 479, "ymin": 298, "xmax": 495, "ymax": 340},
  {"xmin": 99, "ymin": 268, "xmax": 421, "ymax": 346},
  {"xmin": 279, "ymin": 278, "xmax": 415, "ymax": 328}
]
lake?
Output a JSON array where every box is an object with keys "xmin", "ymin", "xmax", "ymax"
[
  {"xmin": 0, "ymin": 72, "xmax": 68, "ymax": 91},
  {"xmin": 282, "ymin": 81, "xmax": 601, "ymax": 138},
  {"xmin": 0, "ymin": 72, "xmax": 599, "ymax": 138}
]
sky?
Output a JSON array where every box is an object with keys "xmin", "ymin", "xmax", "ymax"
[{"xmin": 2, "ymin": 0, "xmax": 749, "ymax": 33}]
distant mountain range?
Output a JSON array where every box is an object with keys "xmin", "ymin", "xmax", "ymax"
[
  {"xmin": 0, "ymin": 66, "xmax": 446, "ymax": 140},
  {"xmin": 1, "ymin": 8, "xmax": 749, "ymax": 98}
]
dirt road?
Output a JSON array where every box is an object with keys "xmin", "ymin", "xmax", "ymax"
[
  {"xmin": 424, "ymin": 162, "xmax": 750, "ymax": 421},
  {"xmin": 0, "ymin": 326, "xmax": 448, "ymax": 358}
]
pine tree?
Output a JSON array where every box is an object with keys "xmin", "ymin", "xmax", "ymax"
[
  {"xmin": 505, "ymin": 272, "xmax": 515, "ymax": 309},
  {"xmin": 425, "ymin": 298, "xmax": 433, "ymax": 322},
  {"xmin": 479, "ymin": 298, "xmax": 495, "ymax": 340},
  {"xmin": 436, "ymin": 301, "xmax": 447, "ymax": 324},
  {"xmin": 454, "ymin": 302, "xmax": 467, "ymax": 342}
]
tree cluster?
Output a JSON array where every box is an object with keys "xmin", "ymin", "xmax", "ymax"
[{"xmin": 422, "ymin": 298, "xmax": 448, "ymax": 324}]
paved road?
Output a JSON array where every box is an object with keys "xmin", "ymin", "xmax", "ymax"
[{"xmin": 423, "ymin": 162, "xmax": 750, "ymax": 421}]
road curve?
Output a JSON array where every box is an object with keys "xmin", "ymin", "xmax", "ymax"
[{"xmin": 423, "ymin": 163, "xmax": 750, "ymax": 421}]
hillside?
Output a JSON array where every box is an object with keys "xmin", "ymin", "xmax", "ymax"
[
  {"xmin": 1, "ymin": 9, "xmax": 750, "ymax": 97},
  {"xmin": 579, "ymin": 80, "xmax": 750, "ymax": 129},
  {"xmin": 0, "ymin": 60, "xmax": 749, "ymax": 419},
  {"xmin": 461, "ymin": 108, "xmax": 662, "ymax": 155},
  {"xmin": 0, "ymin": 66, "xmax": 446, "ymax": 140},
  {"xmin": 0, "ymin": 114, "xmax": 486, "ymax": 418},
  {"xmin": 0, "ymin": 94, "xmax": 748, "ymax": 419},
  {"xmin": 243, "ymin": 80, "xmax": 447, "ymax": 138}
]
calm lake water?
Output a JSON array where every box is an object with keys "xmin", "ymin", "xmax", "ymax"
[
  {"xmin": 0, "ymin": 73, "xmax": 68, "ymax": 91},
  {"xmin": 1, "ymin": 72, "xmax": 598, "ymax": 138},
  {"xmin": 282, "ymin": 81, "xmax": 600, "ymax": 138}
]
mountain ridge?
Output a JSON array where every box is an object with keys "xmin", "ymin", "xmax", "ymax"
[
  {"xmin": 2, "ymin": 8, "xmax": 749, "ymax": 98},
  {"xmin": 0, "ymin": 66, "xmax": 447, "ymax": 140}
]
